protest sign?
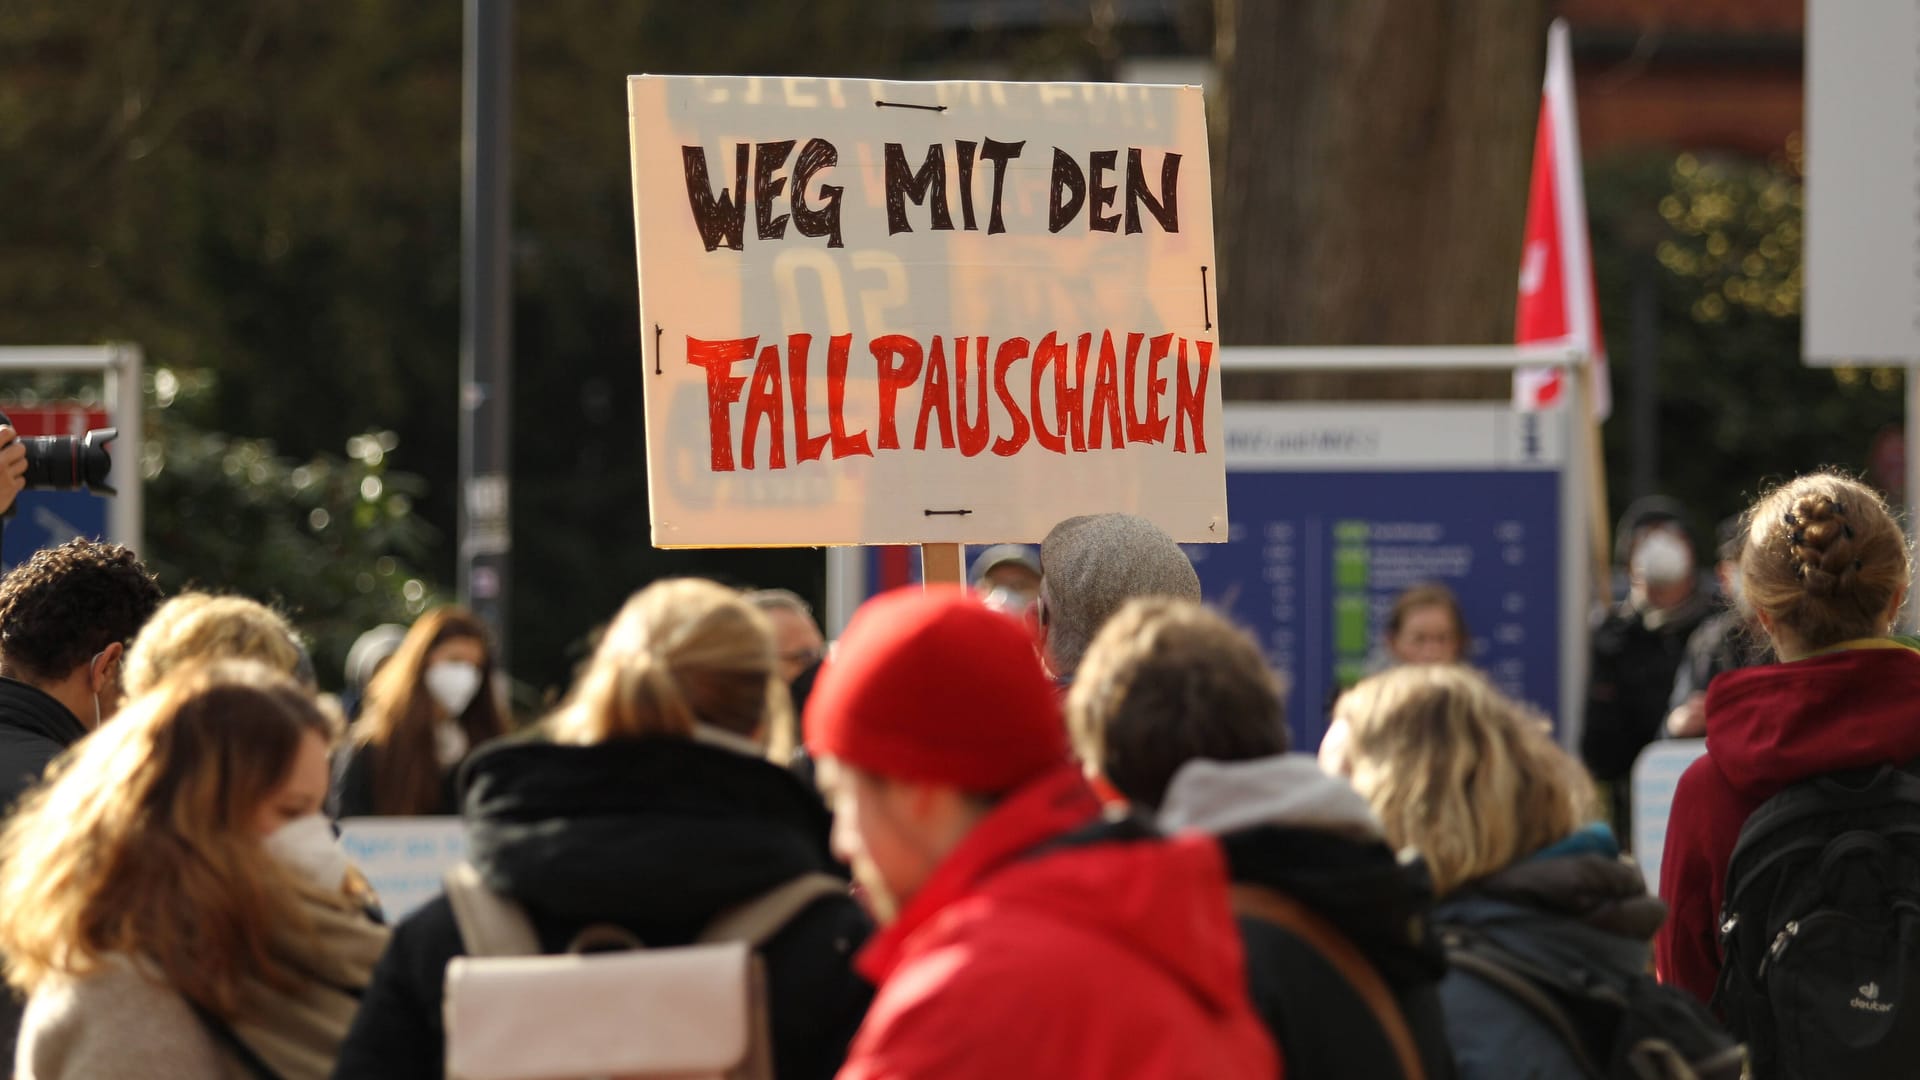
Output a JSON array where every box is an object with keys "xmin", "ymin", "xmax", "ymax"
[
  {"xmin": 627, "ymin": 76, "xmax": 1225, "ymax": 548},
  {"xmin": 338, "ymin": 816, "xmax": 468, "ymax": 921}
]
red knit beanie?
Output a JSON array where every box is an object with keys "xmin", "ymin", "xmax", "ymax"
[{"xmin": 804, "ymin": 586, "xmax": 1067, "ymax": 793}]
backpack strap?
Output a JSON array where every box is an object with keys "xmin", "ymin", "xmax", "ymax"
[
  {"xmin": 443, "ymin": 861, "xmax": 543, "ymax": 958},
  {"xmin": 1230, "ymin": 884, "xmax": 1427, "ymax": 1080},
  {"xmin": 699, "ymin": 873, "xmax": 847, "ymax": 947},
  {"xmin": 1441, "ymin": 935, "xmax": 1606, "ymax": 1080}
]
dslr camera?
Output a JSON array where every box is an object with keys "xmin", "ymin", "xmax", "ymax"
[{"xmin": 0, "ymin": 409, "xmax": 117, "ymax": 495}]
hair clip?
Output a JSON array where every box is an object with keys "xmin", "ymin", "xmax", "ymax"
[
  {"xmin": 1784, "ymin": 511, "xmax": 1802, "ymax": 528},
  {"xmin": 1844, "ymin": 525, "xmax": 1856, "ymax": 540},
  {"xmin": 1791, "ymin": 529, "xmax": 1806, "ymax": 546}
]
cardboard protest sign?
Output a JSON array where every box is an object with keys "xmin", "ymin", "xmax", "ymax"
[{"xmin": 627, "ymin": 76, "xmax": 1226, "ymax": 547}]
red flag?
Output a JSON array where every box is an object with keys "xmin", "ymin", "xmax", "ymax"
[{"xmin": 1514, "ymin": 19, "xmax": 1610, "ymax": 419}]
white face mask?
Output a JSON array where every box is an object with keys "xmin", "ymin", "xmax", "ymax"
[
  {"xmin": 424, "ymin": 660, "xmax": 484, "ymax": 718},
  {"xmin": 1631, "ymin": 530, "xmax": 1693, "ymax": 588},
  {"xmin": 264, "ymin": 813, "xmax": 352, "ymax": 893},
  {"xmin": 983, "ymin": 586, "xmax": 1035, "ymax": 616}
]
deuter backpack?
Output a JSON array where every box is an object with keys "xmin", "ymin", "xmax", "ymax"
[
  {"xmin": 1711, "ymin": 762, "xmax": 1920, "ymax": 1078},
  {"xmin": 439, "ymin": 862, "xmax": 846, "ymax": 1080},
  {"xmin": 1442, "ymin": 927, "xmax": 1744, "ymax": 1080}
]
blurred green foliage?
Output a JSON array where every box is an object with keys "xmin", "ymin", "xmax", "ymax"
[
  {"xmin": 1587, "ymin": 138, "xmax": 1905, "ymax": 547},
  {"xmin": 142, "ymin": 366, "xmax": 443, "ymax": 690},
  {"xmin": 0, "ymin": 1, "xmax": 923, "ymax": 694}
]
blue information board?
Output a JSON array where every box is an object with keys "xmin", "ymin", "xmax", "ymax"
[
  {"xmin": 1, "ymin": 491, "xmax": 110, "ymax": 568},
  {"xmin": 1192, "ymin": 403, "xmax": 1567, "ymax": 751},
  {"xmin": 1187, "ymin": 470, "xmax": 1559, "ymax": 750}
]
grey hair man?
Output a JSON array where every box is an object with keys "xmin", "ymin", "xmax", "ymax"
[{"xmin": 1037, "ymin": 513, "xmax": 1200, "ymax": 681}]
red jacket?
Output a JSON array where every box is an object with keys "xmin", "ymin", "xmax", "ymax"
[
  {"xmin": 1655, "ymin": 640, "xmax": 1920, "ymax": 1002},
  {"xmin": 839, "ymin": 765, "xmax": 1281, "ymax": 1080}
]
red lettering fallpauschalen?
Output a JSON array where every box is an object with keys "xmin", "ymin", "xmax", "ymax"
[{"xmin": 684, "ymin": 330, "xmax": 1212, "ymax": 472}]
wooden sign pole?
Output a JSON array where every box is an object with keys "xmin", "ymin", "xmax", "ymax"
[{"xmin": 921, "ymin": 543, "xmax": 964, "ymax": 587}]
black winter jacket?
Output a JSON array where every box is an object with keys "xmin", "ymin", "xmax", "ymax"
[
  {"xmin": 0, "ymin": 676, "xmax": 84, "ymax": 815},
  {"xmin": 1224, "ymin": 825, "xmax": 1458, "ymax": 1080},
  {"xmin": 1581, "ymin": 590, "xmax": 1717, "ymax": 782},
  {"xmin": 0, "ymin": 677, "xmax": 86, "ymax": 1061},
  {"xmin": 330, "ymin": 736, "xmax": 873, "ymax": 1080}
]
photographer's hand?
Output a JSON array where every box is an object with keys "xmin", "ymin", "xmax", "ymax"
[{"xmin": 0, "ymin": 426, "xmax": 27, "ymax": 515}]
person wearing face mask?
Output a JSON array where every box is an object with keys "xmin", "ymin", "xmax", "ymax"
[
  {"xmin": 968, "ymin": 544, "xmax": 1043, "ymax": 616},
  {"xmin": 1581, "ymin": 498, "xmax": 1718, "ymax": 842},
  {"xmin": 332, "ymin": 579, "xmax": 871, "ymax": 1080},
  {"xmin": 333, "ymin": 607, "xmax": 506, "ymax": 819},
  {"xmin": 1662, "ymin": 517, "xmax": 1773, "ymax": 740},
  {"xmin": 0, "ymin": 660, "xmax": 389, "ymax": 1080}
]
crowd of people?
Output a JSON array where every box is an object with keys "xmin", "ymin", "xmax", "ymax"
[{"xmin": 0, "ymin": 469, "xmax": 1903, "ymax": 1077}]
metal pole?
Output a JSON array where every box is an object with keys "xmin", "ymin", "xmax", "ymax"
[
  {"xmin": 459, "ymin": 0, "xmax": 514, "ymax": 665},
  {"xmin": 1908, "ymin": 365, "xmax": 1920, "ymax": 631},
  {"xmin": 1630, "ymin": 264, "xmax": 1658, "ymax": 500},
  {"xmin": 107, "ymin": 344, "xmax": 144, "ymax": 557}
]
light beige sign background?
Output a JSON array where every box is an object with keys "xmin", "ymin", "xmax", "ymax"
[{"xmin": 628, "ymin": 75, "xmax": 1226, "ymax": 547}]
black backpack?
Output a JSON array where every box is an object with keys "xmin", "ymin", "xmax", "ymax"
[
  {"xmin": 1442, "ymin": 927, "xmax": 1744, "ymax": 1080},
  {"xmin": 1711, "ymin": 762, "xmax": 1920, "ymax": 1078}
]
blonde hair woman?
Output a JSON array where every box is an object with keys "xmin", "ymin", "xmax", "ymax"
[
  {"xmin": 1657, "ymin": 472, "xmax": 1920, "ymax": 1061},
  {"xmin": 122, "ymin": 593, "xmax": 306, "ymax": 698},
  {"xmin": 333, "ymin": 579, "xmax": 870, "ymax": 1080},
  {"xmin": 1323, "ymin": 665, "xmax": 1667, "ymax": 1080},
  {"xmin": 335, "ymin": 606, "xmax": 506, "ymax": 817},
  {"xmin": 0, "ymin": 661, "xmax": 387, "ymax": 1080}
]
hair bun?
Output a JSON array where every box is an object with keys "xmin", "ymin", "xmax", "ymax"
[{"xmin": 1787, "ymin": 494, "xmax": 1859, "ymax": 595}]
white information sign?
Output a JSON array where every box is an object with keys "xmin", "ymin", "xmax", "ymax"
[
  {"xmin": 1630, "ymin": 738, "xmax": 1708, "ymax": 898},
  {"xmin": 338, "ymin": 816, "xmax": 469, "ymax": 921},
  {"xmin": 1805, "ymin": 2, "xmax": 1920, "ymax": 363},
  {"xmin": 627, "ymin": 76, "xmax": 1226, "ymax": 547}
]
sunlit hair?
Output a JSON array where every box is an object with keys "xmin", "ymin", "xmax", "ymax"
[
  {"xmin": 350, "ymin": 607, "xmax": 505, "ymax": 816},
  {"xmin": 1740, "ymin": 471, "xmax": 1910, "ymax": 655},
  {"xmin": 0, "ymin": 661, "xmax": 338, "ymax": 1016},
  {"xmin": 122, "ymin": 593, "xmax": 305, "ymax": 698},
  {"xmin": 1331, "ymin": 664, "xmax": 1592, "ymax": 895},
  {"xmin": 550, "ymin": 579, "xmax": 789, "ymax": 758},
  {"xmin": 1068, "ymin": 597, "xmax": 1287, "ymax": 810}
]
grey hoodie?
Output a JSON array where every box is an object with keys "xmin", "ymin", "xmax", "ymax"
[{"xmin": 1159, "ymin": 754, "xmax": 1384, "ymax": 841}]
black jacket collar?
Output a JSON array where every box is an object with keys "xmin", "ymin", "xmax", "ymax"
[
  {"xmin": 461, "ymin": 736, "xmax": 842, "ymax": 934},
  {"xmin": 0, "ymin": 676, "xmax": 85, "ymax": 749}
]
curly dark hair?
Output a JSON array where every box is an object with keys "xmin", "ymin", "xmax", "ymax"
[{"xmin": 0, "ymin": 540, "xmax": 163, "ymax": 681}]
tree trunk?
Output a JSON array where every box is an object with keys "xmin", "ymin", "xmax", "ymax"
[{"xmin": 1214, "ymin": 0, "xmax": 1551, "ymax": 400}]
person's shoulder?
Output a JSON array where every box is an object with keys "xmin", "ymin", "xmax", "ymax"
[
  {"xmin": 29, "ymin": 956, "xmax": 178, "ymax": 1017},
  {"xmin": 20, "ymin": 957, "xmax": 222, "ymax": 1077}
]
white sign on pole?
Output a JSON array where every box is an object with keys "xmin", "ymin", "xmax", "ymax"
[
  {"xmin": 338, "ymin": 816, "xmax": 468, "ymax": 921},
  {"xmin": 1630, "ymin": 738, "xmax": 1708, "ymax": 898},
  {"xmin": 1804, "ymin": 2, "xmax": 1920, "ymax": 364},
  {"xmin": 627, "ymin": 76, "xmax": 1225, "ymax": 547}
]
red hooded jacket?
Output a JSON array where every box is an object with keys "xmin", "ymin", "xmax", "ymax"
[
  {"xmin": 839, "ymin": 765, "xmax": 1281, "ymax": 1080},
  {"xmin": 1656, "ymin": 640, "xmax": 1920, "ymax": 1002}
]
